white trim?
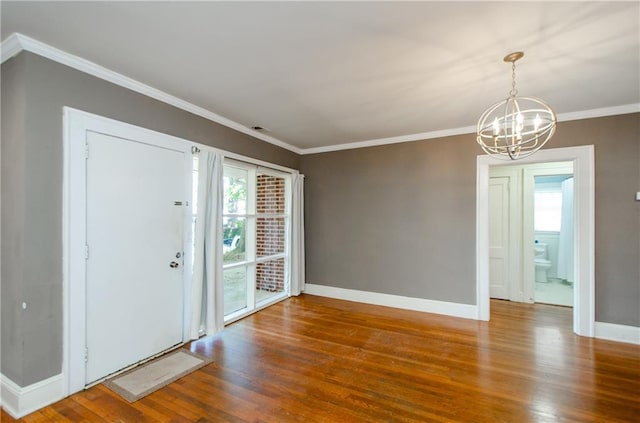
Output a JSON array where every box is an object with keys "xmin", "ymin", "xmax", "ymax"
[
  {"xmin": 2, "ymin": 33, "xmax": 637, "ymax": 157},
  {"xmin": 594, "ymin": 322, "xmax": 640, "ymax": 345},
  {"xmin": 0, "ymin": 374, "xmax": 64, "ymax": 419},
  {"xmin": 0, "ymin": 33, "xmax": 23, "ymax": 63},
  {"xmin": 475, "ymin": 160, "xmax": 491, "ymax": 321},
  {"xmin": 300, "ymin": 125, "xmax": 477, "ymax": 155},
  {"xmin": 557, "ymin": 104, "xmax": 640, "ymax": 123},
  {"xmin": 303, "ymin": 283, "xmax": 477, "ymax": 320},
  {"xmin": 62, "ymin": 105, "xmax": 71, "ymax": 398},
  {"xmin": 477, "ymin": 145, "xmax": 595, "ymax": 336},
  {"xmin": 1, "ymin": 32, "xmax": 301, "ymax": 154}
]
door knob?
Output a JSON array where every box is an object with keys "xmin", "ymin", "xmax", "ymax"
[{"xmin": 169, "ymin": 261, "xmax": 179, "ymax": 269}]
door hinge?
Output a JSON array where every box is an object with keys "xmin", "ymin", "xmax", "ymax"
[
  {"xmin": 85, "ymin": 244, "xmax": 90, "ymax": 260},
  {"xmin": 85, "ymin": 143, "xmax": 90, "ymax": 159},
  {"xmin": 84, "ymin": 347, "xmax": 88, "ymax": 363}
]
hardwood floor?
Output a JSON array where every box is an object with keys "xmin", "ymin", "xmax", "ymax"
[{"xmin": 3, "ymin": 295, "xmax": 639, "ymax": 422}]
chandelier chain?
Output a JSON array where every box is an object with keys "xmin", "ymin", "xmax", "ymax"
[{"xmin": 509, "ymin": 61, "xmax": 518, "ymax": 97}]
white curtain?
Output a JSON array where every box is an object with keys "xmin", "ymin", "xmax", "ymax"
[
  {"xmin": 557, "ymin": 177, "xmax": 574, "ymax": 282},
  {"xmin": 289, "ymin": 173, "xmax": 305, "ymax": 295},
  {"xmin": 189, "ymin": 150, "xmax": 224, "ymax": 339}
]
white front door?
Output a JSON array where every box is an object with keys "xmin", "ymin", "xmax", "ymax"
[
  {"xmin": 489, "ymin": 176, "xmax": 511, "ymax": 300},
  {"xmin": 85, "ymin": 131, "xmax": 185, "ymax": 384}
]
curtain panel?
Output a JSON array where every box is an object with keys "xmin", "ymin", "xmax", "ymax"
[
  {"xmin": 289, "ymin": 173, "xmax": 306, "ymax": 295},
  {"xmin": 189, "ymin": 150, "xmax": 224, "ymax": 339}
]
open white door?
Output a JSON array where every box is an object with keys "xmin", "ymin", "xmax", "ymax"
[{"xmin": 85, "ymin": 132, "xmax": 185, "ymax": 384}]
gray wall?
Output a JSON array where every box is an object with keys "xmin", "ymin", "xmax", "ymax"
[
  {"xmin": 301, "ymin": 134, "xmax": 478, "ymax": 304},
  {"xmin": 1, "ymin": 52, "xmax": 299, "ymax": 387},
  {"xmin": 301, "ymin": 114, "xmax": 640, "ymax": 327},
  {"xmin": 1, "ymin": 53, "xmax": 27, "ymax": 385}
]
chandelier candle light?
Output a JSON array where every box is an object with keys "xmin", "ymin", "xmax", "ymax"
[{"xmin": 477, "ymin": 52, "xmax": 557, "ymax": 160}]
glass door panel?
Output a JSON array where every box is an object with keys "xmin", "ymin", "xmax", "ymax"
[
  {"xmin": 223, "ymin": 166, "xmax": 248, "ymax": 214},
  {"xmin": 223, "ymin": 266, "xmax": 248, "ymax": 315},
  {"xmin": 256, "ymin": 217, "xmax": 285, "ymax": 257},
  {"xmin": 223, "ymin": 217, "xmax": 246, "ymax": 264},
  {"xmin": 256, "ymin": 258, "xmax": 286, "ymax": 304}
]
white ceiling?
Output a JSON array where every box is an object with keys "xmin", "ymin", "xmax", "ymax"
[{"xmin": 2, "ymin": 1, "xmax": 639, "ymax": 153}]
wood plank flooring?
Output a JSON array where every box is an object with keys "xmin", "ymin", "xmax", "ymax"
[{"xmin": 3, "ymin": 295, "xmax": 639, "ymax": 422}]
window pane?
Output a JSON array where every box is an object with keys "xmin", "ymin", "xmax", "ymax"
[
  {"xmin": 256, "ymin": 258, "xmax": 285, "ymax": 303},
  {"xmin": 223, "ymin": 217, "xmax": 246, "ymax": 264},
  {"xmin": 257, "ymin": 174, "xmax": 285, "ymax": 214},
  {"xmin": 534, "ymin": 192, "xmax": 563, "ymax": 232},
  {"xmin": 256, "ymin": 217, "xmax": 285, "ymax": 257},
  {"xmin": 224, "ymin": 267, "xmax": 247, "ymax": 315},
  {"xmin": 224, "ymin": 167, "xmax": 247, "ymax": 214}
]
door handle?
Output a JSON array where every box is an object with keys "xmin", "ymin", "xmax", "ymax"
[{"xmin": 169, "ymin": 261, "xmax": 180, "ymax": 269}]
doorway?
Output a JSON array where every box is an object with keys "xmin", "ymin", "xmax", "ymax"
[
  {"xmin": 532, "ymin": 173, "xmax": 574, "ymax": 307},
  {"xmin": 64, "ymin": 108, "xmax": 194, "ymax": 394},
  {"xmin": 488, "ymin": 162, "xmax": 574, "ymax": 307},
  {"xmin": 476, "ymin": 145, "xmax": 595, "ymax": 337}
]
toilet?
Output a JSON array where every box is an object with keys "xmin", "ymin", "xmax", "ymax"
[{"xmin": 534, "ymin": 242, "xmax": 552, "ymax": 283}]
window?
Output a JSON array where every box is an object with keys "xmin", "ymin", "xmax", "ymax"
[
  {"xmin": 534, "ymin": 180, "xmax": 563, "ymax": 232},
  {"xmin": 222, "ymin": 160, "xmax": 290, "ymax": 321}
]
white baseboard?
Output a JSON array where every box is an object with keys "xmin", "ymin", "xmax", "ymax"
[
  {"xmin": 1, "ymin": 373, "xmax": 65, "ymax": 419},
  {"xmin": 303, "ymin": 283, "xmax": 477, "ymax": 320},
  {"xmin": 594, "ymin": 321, "xmax": 640, "ymax": 345}
]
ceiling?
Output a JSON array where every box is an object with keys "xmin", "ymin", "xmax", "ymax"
[{"xmin": 2, "ymin": 1, "xmax": 639, "ymax": 154}]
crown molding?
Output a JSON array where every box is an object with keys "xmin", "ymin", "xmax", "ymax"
[
  {"xmin": 300, "ymin": 125, "xmax": 477, "ymax": 155},
  {"xmin": 299, "ymin": 103, "xmax": 640, "ymax": 155},
  {"xmin": 556, "ymin": 103, "xmax": 640, "ymax": 123},
  {"xmin": 0, "ymin": 33, "xmax": 24, "ymax": 63},
  {"xmin": 0, "ymin": 33, "xmax": 303, "ymax": 155}
]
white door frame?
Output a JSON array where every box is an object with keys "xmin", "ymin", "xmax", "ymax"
[
  {"xmin": 521, "ymin": 162, "xmax": 574, "ymax": 305},
  {"xmin": 476, "ymin": 145, "xmax": 595, "ymax": 337},
  {"xmin": 62, "ymin": 108, "xmax": 194, "ymax": 395}
]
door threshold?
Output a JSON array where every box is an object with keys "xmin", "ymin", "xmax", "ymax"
[{"xmin": 84, "ymin": 342, "xmax": 184, "ymax": 389}]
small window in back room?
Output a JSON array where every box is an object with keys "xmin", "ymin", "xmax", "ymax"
[{"xmin": 534, "ymin": 177, "xmax": 563, "ymax": 232}]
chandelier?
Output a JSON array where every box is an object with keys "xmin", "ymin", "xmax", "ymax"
[{"xmin": 476, "ymin": 52, "xmax": 556, "ymax": 160}]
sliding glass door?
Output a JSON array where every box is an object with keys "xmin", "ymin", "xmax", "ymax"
[{"xmin": 222, "ymin": 160, "xmax": 290, "ymax": 321}]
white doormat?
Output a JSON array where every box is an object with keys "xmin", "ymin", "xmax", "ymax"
[{"xmin": 103, "ymin": 349, "xmax": 212, "ymax": 402}]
